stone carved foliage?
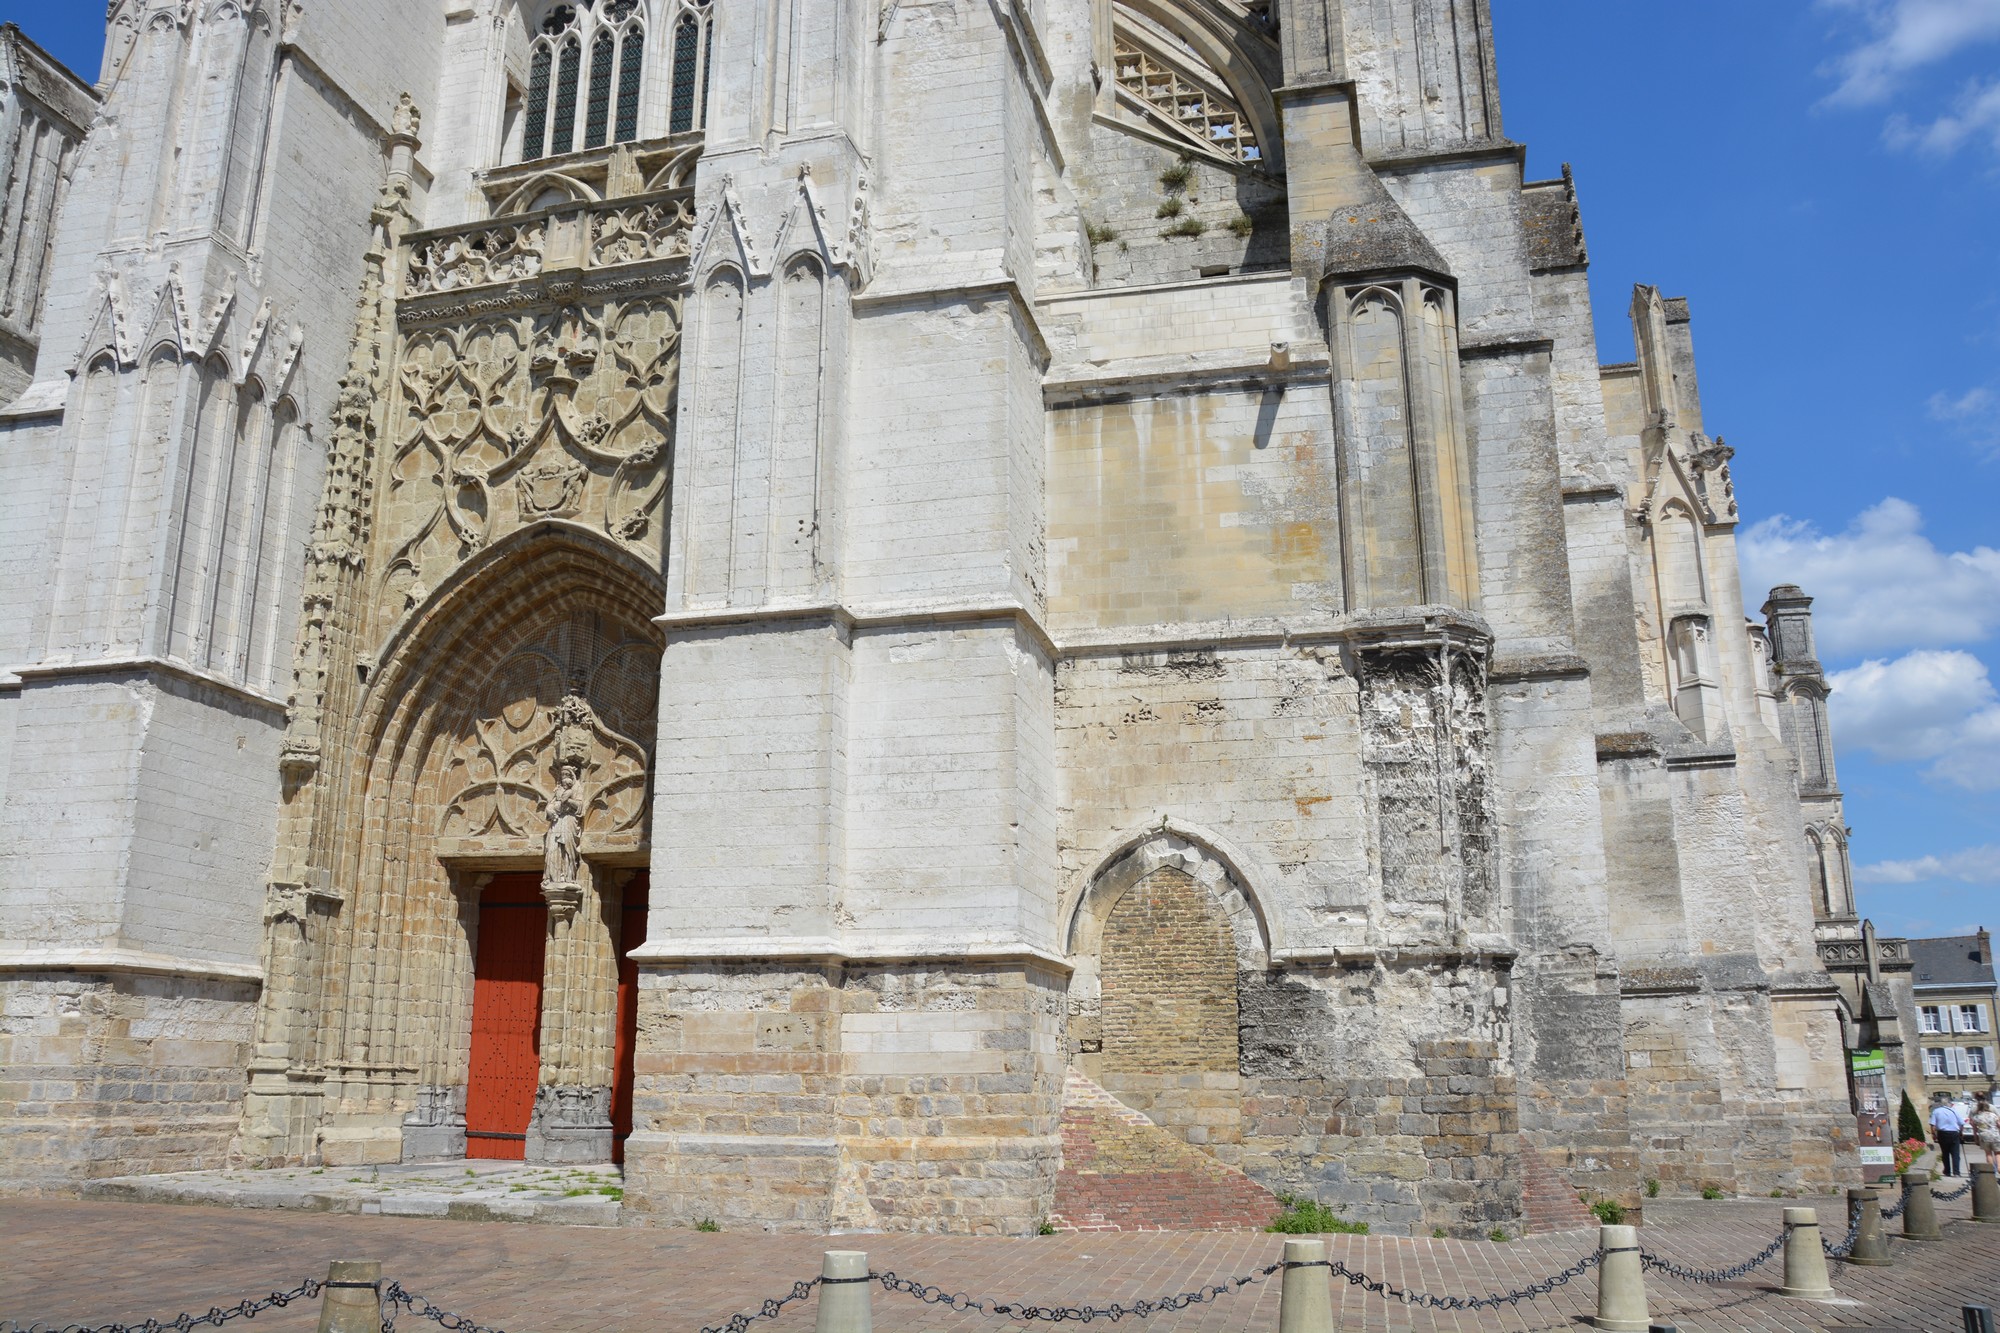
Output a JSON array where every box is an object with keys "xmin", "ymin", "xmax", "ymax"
[
  {"xmin": 591, "ymin": 194, "xmax": 699, "ymax": 267},
  {"xmin": 378, "ymin": 295, "xmax": 680, "ymax": 638},
  {"xmin": 435, "ymin": 617, "xmax": 657, "ymax": 849},
  {"xmin": 406, "ymin": 220, "xmax": 547, "ymax": 294}
]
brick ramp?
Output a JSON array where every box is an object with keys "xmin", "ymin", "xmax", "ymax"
[
  {"xmin": 1050, "ymin": 1068, "xmax": 1280, "ymax": 1232},
  {"xmin": 1520, "ymin": 1144, "xmax": 1597, "ymax": 1233}
]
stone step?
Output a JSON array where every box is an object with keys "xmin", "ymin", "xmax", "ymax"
[
  {"xmin": 1050, "ymin": 1068, "xmax": 1281, "ymax": 1233},
  {"xmin": 1520, "ymin": 1145, "xmax": 1597, "ymax": 1233}
]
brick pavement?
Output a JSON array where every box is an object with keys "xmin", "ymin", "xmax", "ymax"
[{"xmin": 2, "ymin": 1194, "xmax": 1996, "ymax": 1333}]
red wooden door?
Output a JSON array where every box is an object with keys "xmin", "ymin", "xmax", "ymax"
[
  {"xmin": 612, "ymin": 872, "xmax": 649, "ymax": 1163},
  {"xmin": 466, "ymin": 874, "xmax": 547, "ymax": 1161}
]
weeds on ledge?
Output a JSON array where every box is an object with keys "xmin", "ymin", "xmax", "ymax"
[{"xmin": 1267, "ymin": 1194, "xmax": 1369, "ymax": 1234}]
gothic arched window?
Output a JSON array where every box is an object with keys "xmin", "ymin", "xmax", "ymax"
[
  {"xmin": 667, "ymin": 0, "xmax": 716, "ymax": 135},
  {"xmin": 520, "ymin": 0, "xmax": 651, "ymax": 163}
]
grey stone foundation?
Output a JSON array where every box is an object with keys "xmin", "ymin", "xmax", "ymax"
[{"xmin": 527, "ymin": 1085, "xmax": 614, "ymax": 1164}]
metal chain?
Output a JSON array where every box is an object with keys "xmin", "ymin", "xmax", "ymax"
[
  {"xmin": 1305, "ymin": 1252, "xmax": 1602, "ymax": 1312},
  {"xmin": 0, "ymin": 1279, "xmax": 324, "ymax": 1333},
  {"xmin": 1881, "ymin": 1190, "xmax": 1908, "ymax": 1219},
  {"xmin": 876, "ymin": 1262, "xmax": 1280, "ymax": 1321},
  {"xmin": 380, "ymin": 1283, "xmax": 513, "ymax": 1333},
  {"xmin": 1933, "ymin": 1179, "xmax": 1973, "ymax": 1201},
  {"xmin": 877, "ymin": 1249, "xmax": 1603, "ymax": 1320},
  {"xmin": 1822, "ymin": 1202, "xmax": 1864, "ymax": 1259},
  {"xmin": 690, "ymin": 1278, "xmax": 823, "ymax": 1333},
  {"xmin": 1639, "ymin": 1228, "xmax": 1786, "ymax": 1284}
]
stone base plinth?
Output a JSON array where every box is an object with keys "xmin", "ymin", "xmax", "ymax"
[
  {"xmin": 622, "ymin": 958, "xmax": 1066, "ymax": 1234},
  {"xmin": 0, "ymin": 971, "xmax": 255, "ymax": 1189}
]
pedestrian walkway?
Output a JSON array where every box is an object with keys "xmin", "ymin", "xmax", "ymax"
[{"xmin": 3, "ymin": 1190, "xmax": 1994, "ymax": 1333}]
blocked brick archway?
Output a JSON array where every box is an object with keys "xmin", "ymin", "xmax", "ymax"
[
  {"xmin": 1072, "ymin": 833, "xmax": 1265, "ymax": 1158},
  {"xmin": 1101, "ymin": 865, "xmax": 1238, "ymax": 1078}
]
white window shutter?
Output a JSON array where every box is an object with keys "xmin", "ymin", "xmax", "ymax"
[{"xmin": 1947, "ymin": 1007, "xmax": 1960, "ymax": 1034}]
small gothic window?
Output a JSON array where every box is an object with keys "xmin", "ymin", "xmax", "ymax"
[
  {"xmin": 669, "ymin": 11, "xmax": 701, "ymax": 133},
  {"xmin": 523, "ymin": 45, "xmax": 553, "ymax": 161},
  {"xmin": 616, "ymin": 28, "xmax": 644, "ymax": 140},
  {"xmin": 585, "ymin": 30, "xmax": 616, "ymax": 147},
  {"xmin": 550, "ymin": 37, "xmax": 582, "ymax": 154},
  {"xmin": 516, "ymin": 0, "xmax": 661, "ymax": 164}
]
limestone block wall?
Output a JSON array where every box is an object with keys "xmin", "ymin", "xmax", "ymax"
[
  {"xmin": 624, "ymin": 961, "xmax": 1064, "ymax": 1234},
  {"xmin": 0, "ymin": 971, "xmax": 254, "ymax": 1189}
]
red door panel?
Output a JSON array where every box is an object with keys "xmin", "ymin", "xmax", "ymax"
[
  {"xmin": 612, "ymin": 872, "xmax": 649, "ymax": 1163},
  {"xmin": 466, "ymin": 874, "xmax": 547, "ymax": 1161}
]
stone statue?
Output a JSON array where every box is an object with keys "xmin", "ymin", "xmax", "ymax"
[{"xmin": 542, "ymin": 762, "xmax": 583, "ymax": 894}]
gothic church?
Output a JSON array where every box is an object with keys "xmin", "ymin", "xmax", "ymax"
[{"xmin": 0, "ymin": 0, "xmax": 1861, "ymax": 1233}]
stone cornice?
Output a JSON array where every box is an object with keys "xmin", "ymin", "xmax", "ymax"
[
  {"xmin": 0, "ymin": 946, "xmax": 262, "ymax": 985},
  {"xmin": 10, "ymin": 655, "xmax": 288, "ymax": 718},
  {"xmin": 628, "ymin": 936, "xmax": 1073, "ymax": 973}
]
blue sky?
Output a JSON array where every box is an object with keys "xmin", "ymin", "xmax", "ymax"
[{"xmin": 8, "ymin": 1, "xmax": 1996, "ymax": 938}]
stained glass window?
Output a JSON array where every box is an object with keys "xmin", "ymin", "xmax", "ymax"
[
  {"xmin": 669, "ymin": 13, "xmax": 699, "ymax": 134},
  {"xmin": 616, "ymin": 29, "xmax": 644, "ymax": 142},
  {"xmin": 550, "ymin": 37, "xmax": 581, "ymax": 155},
  {"xmin": 522, "ymin": 44, "xmax": 552, "ymax": 161},
  {"xmin": 585, "ymin": 30, "xmax": 615, "ymax": 147}
]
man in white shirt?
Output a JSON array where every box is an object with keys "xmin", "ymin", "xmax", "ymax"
[{"xmin": 1931, "ymin": 1096, "xmax": 1967, "ymax": 1177}]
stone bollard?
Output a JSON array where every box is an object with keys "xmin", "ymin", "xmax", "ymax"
[
  {"xmin": 1778, "ymin": 1207, "xmax": 1836, "ymax": 1299},
  {"xmin": 1591, "ymin": 1224, "xmax": 1649, "ymax": 1332},
  {"xmin": 1846, "ymin": 1187, "xmax": 1893, "ymax": 1266},
  {"xmin": 1903, "ymin": 1169, "xmax": 1944, "ymax": 1242},
  {"xmin": 1972, "ymin": 1163, "xmax": 2000, "ymax": 1224},
  {"xmin": 1276, "ymin": 1238, "xmax": 1334, "ymax": 1333},
  {"xmin": 316, "ymin": 1262, "xmax": 382, "ymax": 1333},
  {"xmin": 814, "ymin": 1250, "xmax": 872, "ymax": 1333}
]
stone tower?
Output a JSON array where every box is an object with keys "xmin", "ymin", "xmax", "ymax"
[{"xmin": 1, "ymin": 0, "xmax": 1857, "ymax": 1231}]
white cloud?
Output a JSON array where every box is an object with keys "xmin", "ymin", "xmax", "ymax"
[
  {"xmin": 1822, "ymin": 0, "xmax": 2000, "ymax": 105},
  {"xmin": 1738, "ymin": 499, "xmax": 2000, "ymax": 658},
  {"xmin": 1857, "ymin": 845, "xmax": 2000, "ymax": 884},
  {"xmin": 1929, "ymin": 386, "xmax": 1996, "ymax": 421},
  {"xmin": 1829, "ymin": 649, "xmax": 2000, "ymax": 789},
  {"xmin": 1888, "ymin": 78, "xmax": 2000, "ymax": 154}
]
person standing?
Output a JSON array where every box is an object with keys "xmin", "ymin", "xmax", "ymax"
[
  {"xmin": 1931, "ymin": 1096, "xmax": 1967, "ymax": 1177},
  {"xmin": 1972, "ymin": 1098, "xmax": 2000, "ymax": 1167}
]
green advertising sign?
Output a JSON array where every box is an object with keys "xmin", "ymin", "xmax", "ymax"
[{"xmin": 1850, "ymin": 1049, "xmax": 1886, "ymax": 1075}]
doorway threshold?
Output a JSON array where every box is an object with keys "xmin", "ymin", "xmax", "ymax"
[{"xmin": 80, "ymin": 1160, "xmax": 623, "ymax": 1226}]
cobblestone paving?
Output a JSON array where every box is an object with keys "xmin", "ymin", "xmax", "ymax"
[{"xmin": 3, "ymin": 1194, "xmax": 1995, "ymax": 1333}]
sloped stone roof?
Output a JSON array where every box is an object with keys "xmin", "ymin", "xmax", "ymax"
[{"xmin": 1322, "ymin": 168, "xmax": 1451, "ymax": 279}]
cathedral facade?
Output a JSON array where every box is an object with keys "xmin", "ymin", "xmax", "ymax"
[{"xmin": 0, "ymin": 0, "xmax": 1857, "ymax": 1234}]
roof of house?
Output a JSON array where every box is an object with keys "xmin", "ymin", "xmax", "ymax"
[{"xmin": 1908, "ymin": 933, "xmax": 1996, "ymax": 990}]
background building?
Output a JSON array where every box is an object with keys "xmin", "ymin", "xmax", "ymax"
[
  {"xmin": 0, "ymin": 0, "xmax": 1859, "ymax": 1233},
  {"xmin": 1911, "ymin": 931, "xmax": 1999, "ymax": 1108}
]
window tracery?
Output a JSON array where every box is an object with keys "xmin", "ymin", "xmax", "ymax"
[
  {"xmin": 518, "ymin": 0, "xmax": 713, "ymax": 165},
  {"xmin": 1110, "ymin": 4, "xmax": 1264, "ymax": 166}
]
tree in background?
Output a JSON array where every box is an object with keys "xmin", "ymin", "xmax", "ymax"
[{"xmin": 1900, "ymin": 1090, "xmax": 1926, "ymax": 1145}]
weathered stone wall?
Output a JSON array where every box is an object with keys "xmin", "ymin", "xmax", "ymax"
[
  {"xmin": 624, "ymin": 961, "xmax": 1064, "ymax": 1234},
  {"xmin": 0, "ymin": 972, "xmax": 253, "ymax": 1190}
]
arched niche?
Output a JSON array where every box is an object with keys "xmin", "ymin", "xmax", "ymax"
[{"xmin": 1066, "ymin": 826, "xmax": 1270, "ymax": 1150}]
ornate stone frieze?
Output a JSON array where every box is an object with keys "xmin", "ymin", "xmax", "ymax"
[{"xmin": 374, "ymin": 291, "xmax": 679, "ymax": 645}]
